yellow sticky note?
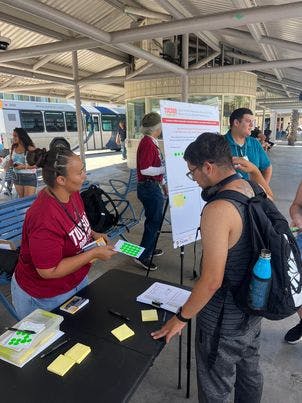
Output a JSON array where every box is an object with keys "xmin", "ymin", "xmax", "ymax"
[
  {"xmin": 141, "ymin": 309, "xmax": 158, "ymax": 322},
  {"xmin": 111, "ymin": 324, "xmax": 135, "ymax": 342},
  {"xmin": 65, "ymin": 343, "xmax": 91, "ymax": 364},
  {"xmin": 173, "ymin": 194, "xmax": 186, "ymax": 208},
  {"xmin": 47, "ymin": 354, "xmax": 75, "ymax": 376}
]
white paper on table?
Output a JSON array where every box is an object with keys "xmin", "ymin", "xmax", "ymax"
[{"xmin": 136, "ymin": 282, "xmax": 191, "ymax": 313}]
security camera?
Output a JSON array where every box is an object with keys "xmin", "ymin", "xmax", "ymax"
[{"xmin": 0, "ymin": 36, "xmax": 11, "ymax": 51}]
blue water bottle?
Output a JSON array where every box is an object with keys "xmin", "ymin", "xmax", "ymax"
[{"xmin": 248, "ymin": 249, "xmax": 272, "ymax": 310}]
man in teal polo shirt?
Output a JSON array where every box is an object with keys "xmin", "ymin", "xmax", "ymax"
[{"xmin": 225, "ymin": 108, "xmax": 272, "ymax": 183}]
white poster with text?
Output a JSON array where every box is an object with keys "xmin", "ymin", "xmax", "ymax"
[{"xmin": 160, "ymin": 100, "xmax": 220, "ymax": 248}]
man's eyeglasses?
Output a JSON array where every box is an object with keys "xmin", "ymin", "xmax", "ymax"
[{"xmin": 186, "ymin": 166, "xmax": 199, "ymax": 181}]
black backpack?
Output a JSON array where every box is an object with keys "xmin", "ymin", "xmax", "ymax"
[
  {"xmin": 81, "ymin": 185, "xmax": 120, "ymax": 233},
  {"xmin": 210, "ymin": 181, "xmax": 302, "ymax": 320}
]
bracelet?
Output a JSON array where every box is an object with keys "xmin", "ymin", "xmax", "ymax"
[{"xmin": 176, "ymin": 306, "xmax": 190, "ymax": 323}]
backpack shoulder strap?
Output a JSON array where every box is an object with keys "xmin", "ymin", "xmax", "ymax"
[
  {"xmin": 246, "ymin": 180, "xmax": 267, "ymax": 198},
  {"xmin": 208, "ymin": 189, "xmax": 250, "ymax": 205},
  {"xmin": 208, "ymin": 186, "xmax": 266, "ymax": 252},
  {"xmin": 208, "ymin": 179, "xmax": 267, "ymax": 206}
]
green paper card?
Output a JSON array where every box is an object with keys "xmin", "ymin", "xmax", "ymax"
[{"xmin": 114, "ymin": 240, "xmax": 145, "ymax": 258}]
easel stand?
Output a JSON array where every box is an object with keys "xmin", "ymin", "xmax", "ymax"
[{"xmin": 145, "ymin": 197, "xmax": 191, "ymax": 399}]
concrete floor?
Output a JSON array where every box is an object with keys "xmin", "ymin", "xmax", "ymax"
[{"xmin": 0, "ymin": 145, "xmax": 301, "ymax": 402}]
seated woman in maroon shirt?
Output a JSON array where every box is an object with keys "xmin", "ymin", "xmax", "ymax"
[{"xmin": 11, "ymin": 147, "xmax": 116, "ymax": 319}]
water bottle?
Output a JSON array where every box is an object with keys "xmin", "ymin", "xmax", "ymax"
[{"xmin": 248, "ymin": 249, "xmax": 272, "ymax": 310}]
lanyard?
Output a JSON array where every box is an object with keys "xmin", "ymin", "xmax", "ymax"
[
  {"xmin": 235, "ymin": 142, "xmax": 247, "ymax": 157},
  {"xmin": 47, "ymin": 188, "xmax": 88, "ymax": 237}
]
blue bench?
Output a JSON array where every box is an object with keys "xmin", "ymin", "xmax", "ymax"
[
  {"xmin": 109, "ymin": 168, "xmax": 138, "ymax": 199},
  {"xmin": 109, "ymin": 168, "xmax": 146, "ymax": 220},
  {"xmin": 109, "ymin": 169, "xmax": 171, "ymax": 224},
  {"xmin": 0, "ymin": 195, "xmax": 36, "ymax": 247},
  {"xmin": 105, "ymin": 193, "xmax": 139, "ymax": 241},
  {"xmin": 0, "ymin": 195, "xmax": 35, "ymax": 319}
]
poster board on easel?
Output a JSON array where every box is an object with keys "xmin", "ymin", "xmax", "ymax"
[{"xmin": 160, "ymin": 100, "xmax": 220, "ymax": 248}]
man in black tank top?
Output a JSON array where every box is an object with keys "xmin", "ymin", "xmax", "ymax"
[{"xmin": 152, "ymin": 133, "xmax": 273, "ymax": 403}]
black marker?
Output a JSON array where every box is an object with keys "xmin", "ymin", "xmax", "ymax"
[
  {"xmin": 6, "ymin": 327, "xmax": 36, "ymax": 334},
  {"xmin": 162, "ymin": 311, "xmax": 167, "ymax": 322},
  {"xmin": 40, "ymin": 338, "xmax": 70, "ymax": 359},
  {"xmin": 108, "ymin": 309, "xmax": 130, "ymax": 322}
]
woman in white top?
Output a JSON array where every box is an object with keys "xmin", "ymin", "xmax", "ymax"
[{"xmin": 11, "ymin": 128, "xmax": 37, "ymax": 197}]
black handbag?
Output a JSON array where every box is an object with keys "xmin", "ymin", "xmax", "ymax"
[{"xmin": 0, "ymin": 247, "xmax": 20, "ymax": 278}]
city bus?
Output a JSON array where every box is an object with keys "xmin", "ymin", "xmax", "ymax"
[{"xmin": 0, "ymin": 100, "xmax": 125, "ymax": 151}]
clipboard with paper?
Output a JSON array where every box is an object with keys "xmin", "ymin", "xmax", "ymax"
[{"xmin": 136, "ymin": 282, "xmax": 191, "ymax": 313}]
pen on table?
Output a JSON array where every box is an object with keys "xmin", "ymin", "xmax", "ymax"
[
  {"xmin": 5, "ymin": 327, "xmax": 36, "ymax": 334},
  {"xmin": 40, "ymin": 338, "xmax": 71, "ymax": 359},
  {"xmin": 162, "ymin": 311, "xmax": 167, "ymax": 323},
  {"xmin": 108, "ymin": 309, "xmax": 130, "ymax": 322}
]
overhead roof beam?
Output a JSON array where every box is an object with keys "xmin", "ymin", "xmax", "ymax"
[
  {"xmin": 0, "ymin": 76, "xmax": 19, "ymax": 90},
  {"xmin": 222, "ymin": 28, "xmax": 302, "ymax": 56},
  {"xmin": 259, "ymin": 36, "xmax": 302, "ymax": 54},
  {"xmin": 0, "ymin": 11, "xmax": 66, "ymax": 39},
  {"xmin": 79, "ymin": 76, "xmax": 125, "ymax": 85},
  {"xmin": 257, "ymin": 85, "xmax": 289, "ymax": 97},
  {"xmin": 110, "ymin": 2, "xmax": 302, "ymax": 43},
  {"xmin": 2, "ymin": 0, "xmax": 186, "ymax": 76},
  {"xmin": 0, "ymin": 61, "xmax": 73, "ymax": 80},
  {"xmin": 125, "ymin": 62, "xmax": 153, "ymax": 79},
  {"xmin": 117, "ymin": 43, "xmax": 186, "ymax": 75},
  {"xmin": 189, "ymin": 58, "xmax": 302, "ymax": 76},
  {"xmin": 0, "ymin": 66, "xmax": 74, "ymax": 85},
  {"xmin": 124, "ymin": 6, "xmax": 172, "ymax": 21},
  {"xmin": 32, "ymin": 55, "xmax": 56, "ymax": 71},
  {"xmin": 3, "ymin": 83, "xmax": 65, "ymax": 92},
  {"xmin": 155, "ymin": 0, "xmax": 220, "ymax": 51},
  {"xmin": 257, "ymin": 73, "xmax": 302, "ymax": 90},
  {"xmin": 257, "ymin": 102, "xmax": 302, "ymax": 109},
  {"xmin": 231, "ymin": 0, "xmax": 289, "ymax": 93},
  {"xmin": 258, "ymin": 80, "xmax": 300, "ymax": 95},
  {"xmin": 225, "ymin": 50, "xmax": 261, "ymax": 63},
  {"xmin": 0, "ymin": 38, "xmax": 113, "ymax": 63},
  {"xmin": 79, "ymin": 64, "xmax": 127, "ymax": 83},
  {"xmin": 0, "ymin": 11, "xmax": 129, "ymax": 64},
  {"xmin": 257, "ymin": 97, "xmax": 299, "ymax": 103},
  {"xmin": 190, "ymin": 51, "xmax": 221, "ymax": 69}
]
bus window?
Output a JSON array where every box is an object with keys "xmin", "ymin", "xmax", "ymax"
[
  {"xmin": 45, "ymin": 111, "xmax": 65, "ymax": 132},
  {"xmin": 20, "ymin": 110, "xmax": 44, "ymax": 132},
  {"xmin": 92, "ymin": 115, "xmax": 100, "ymax": 131},
  {"xmin": 65, "ymin": 112, "xmax": 77, "ymax": 131},
  {"xmin": 102, "ymin": 115, "xmax": 117, "ymax": 131}
]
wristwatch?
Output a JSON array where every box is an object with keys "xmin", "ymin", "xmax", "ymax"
[{"xmin": 176, "ymin": 306, "xmax": 190, "ymax": 323}]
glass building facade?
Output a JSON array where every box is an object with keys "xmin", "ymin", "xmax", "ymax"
[{"xmin": 125, "ymin": 71, "xmax": 257, "ymax": 167}]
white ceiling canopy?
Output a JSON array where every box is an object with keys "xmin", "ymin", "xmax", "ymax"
[{"xmin": 0, "ymin": 0, "xmax": 301, "ymax": 107}]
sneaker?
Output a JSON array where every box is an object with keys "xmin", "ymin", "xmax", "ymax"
[
  {"xmin": 133, "ymin": 258, "xmax": 158, "ymax": 271},
  {"xmin": 153, "ymin": 248, "xmax": 164, "ymax": 257},
  {"xmin": 284, "ymin": 320, "xmax": 302, "ymax": 344}
]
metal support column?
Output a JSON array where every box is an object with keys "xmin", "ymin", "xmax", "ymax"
[
  {"xmin": 181, "ymin": 33, "xmax": 189, "ymax": 102},
  {"xmin": 72, "ymin": 50, "xmax": 86, "ymax": 165},
  {"xmin": 261, "ymin": 108, "xmax": 266, "ymax": 132}
]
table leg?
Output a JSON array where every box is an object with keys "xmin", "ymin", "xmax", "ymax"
[{"xmin": 186, "ymin": 319, "xmax": 192, "ymax": 398}]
